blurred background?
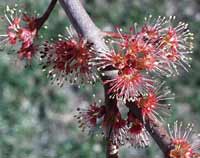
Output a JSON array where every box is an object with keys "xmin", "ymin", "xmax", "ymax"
[{"xmin": 0, "ymin": 0, "xmax": 199, "ymax": 157}]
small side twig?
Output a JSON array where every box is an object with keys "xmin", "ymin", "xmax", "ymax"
[{"xmin": 36, "ymin": 0, "xmax": 58, "ymax": 30}]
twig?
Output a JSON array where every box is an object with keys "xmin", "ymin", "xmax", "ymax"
[{"xmin": 36, "ymin": 0, "xmax": 58, "ymax": 30}]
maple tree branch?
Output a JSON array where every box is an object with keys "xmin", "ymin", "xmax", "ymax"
[
  {"xmin": 103, "ymin": 76, "xmax": 119, "ymax": 158},
  {"xmin": 58, "ymin": 0, "xmax": 118, "ymax": 157},
  {"xmin": 36, "ymin": 0, "xmax": 58, "ymax": 30},
  {"xmin": 59, "ymin": 0, "xmax": 107, "ymax": 51},
  {"xmin": 58, "ymin": 0, "xmax": 174, "ymax": 158}
]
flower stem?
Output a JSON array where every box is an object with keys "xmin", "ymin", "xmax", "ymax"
[{"xmin": 36, "ymin": 0, "xmax": 58, "ymax": 30}]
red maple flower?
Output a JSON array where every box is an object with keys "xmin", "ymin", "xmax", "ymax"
[
  {"xmin": 158, "ymin": 21, "xmax": 194, "ymax": 74},
  {"xmin": 102, "ymin": 109, "xmax": 128, "ymax": 146},
  {"xmin": 76, "ymin": 103, "xmax": 129, "ymax": 146},
  {"xmin": 104, "ymin": 67, "xmax": 153, "ymax": 101},
  {"xmin": 136, "ymin": 16, "xmax": 193, "ymax": 75},
  {"xmin": 18, "ymin": 43, "xmax": 36, "ymax": 60},
  {"xmin": 128, "ymin": 36, "xmax": 155, "ymax": 56},
  {"xmin": 0, "ymin": 6, "xmax": 38, "ymax": 61},
  {"xmin": 7, "ymin": 31, "xmax": 17, "ymax": 44},
  {"xmin": 127, "ymin": 112, "xmax": 150, "ymax": 148},
  {"xmin": 168, "ymin": 121, "xmax": 200, "ymax": 158},
  {"xmin": 41, "ymin": 32, "xmax": 97, "ymax": 86},
  {"xmin": 75, "ymin": 103, "xmax": 106, "ymax": 133},
  {"xmin": 135, "ymin": 82, "xmax": 172, "ymax": 121},
  {"xmin": 95, "ymin": 49, "xmax": 126, "ymax": 71},
  {"xmin": 141, "ymin": 24, "xmax": 159, "ymax": 42}
]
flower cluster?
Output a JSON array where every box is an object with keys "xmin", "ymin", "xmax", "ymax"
[
  {"xmin": 135, "ymin": 82, "xmax": 173, "ymax": 121},
  {"xmin": 126, "ymin": 111, "xmax": 150, "ymax": 148},
  {"xmin": 96, "ymin": 16, "xmax": 193, "ymax": 102},
  {"xmin": 168, "ymin": 121, "xmax": 200, "ymax": 158},
  {"xmin": 75, "ymin": 16, "xmax": 194, "ymax": 150},
  {"xmin": 40, "ymin": 28, "xmax": 98, "ymax": 86},
  {"xmin": 75, "ymin": 84, "xmax": 172, "ymax": 148},
  {"xmin": 1, "ymin": 4, "xmax": 197, "ymax": 155},
  {"xmin": 74, "ymin": 103, "xmax": 106, "ymax": 133},
  {"xmin": 0, "ymin": 5, "xmax": 38, "ymax": 61},
  {"xmin": 75, "ymin": 102, "xmax": 151, "ymax": 147}
]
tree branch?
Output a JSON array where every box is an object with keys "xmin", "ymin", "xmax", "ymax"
[
  {"xmin": 59, "ymin": 0, "xmax": 107, "ymax": 51},
  {"xmin": 36, "ymin": 0, "xmax": 58, "ymax": 30},
  {"xmin": 104, "ymin": 75, "xmax": 119, "ymax": 158},
  {"xmin": 58, "ymin": 0, "xmax": 174, "ymax": 158},
  {"xmin": 59, "ymin": 0, "xmax": 118, "ymax": 158}
]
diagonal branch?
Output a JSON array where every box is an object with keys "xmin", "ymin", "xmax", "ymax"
[
  {"xmin": 59, "ymin": 0, "xmax": 107, "ymax": 51},
  {"xmin": 58, "ymin": 0, "xmax": 174, "ymax": 158},
  {"xmin": 59, "ymin": 0, "xmax": 118, "ymax": 158},
  {"xmin": 36, "ymin": 0, "xmax": 58, "ymax": 30}
]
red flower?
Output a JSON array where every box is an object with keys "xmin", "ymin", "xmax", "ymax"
[
  {"xmin": 102, "ymin": 109, "xmax": 128, "ymax": 146},
  {"xmin": 158, "ymin": 21, "xmax": 193, "ymax": 74},
  {"xmin": 104, "ymin": 67, "xmax": 153, "ymax": 101},
  {"xmin": 168, "ymin": 121, "xmax": 200, "ymax": 158},
  {"xmin": 75, "ymin": 103, "xmax": 105, "ymax": 133},
  {"xmin": 141, "ymin": 24, "xmax": 159, "ymax": 42},
  {"xmin": 110, "ymin": 116, "xmax": 128, "ymax": 146},
  {"xmin": 95, "ymin": 50, "xmax": 126, "ymax": 70},
  {"xmin": 41, "ymin": 32, "xmax": 97, "ymax": 86},
  {"xmin": 135, "ymin": 82, "xmax": 172, "ymax": 121},
  {"xmin": 127, "ymin": 112, "xmax": 150, "ymax": 148},
  {"xmin": 18, "ymin": 44, "xmax": 36, "ymax": 60},
  {"xmin": 128, "ymin": 36, "xmax": 155, "ymax": 56},
  {"xmin": 0, "ymin": 6, "xmax": 38, "ymax": 61},
  {"xmin": 8, "ymin": 17, "xmax": 21, "ymax": 30},
  {"xmin": 7, "ymin": 31, "xmax": 17, "ymax": 44},
  {"xmin": 76, "ymin": 103, "xmax": 129, "ymax": 146}
]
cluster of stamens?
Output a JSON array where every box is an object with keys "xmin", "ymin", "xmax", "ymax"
[
  {"xmin": 0, "ymin": 4, "xmax": 198, "ymax": 155},
  {"xmin": 95, "ymin": 15, "xmax": 193, "ymax": 102},
  {"xmin": 75, "ymin": 103, "xmax": 151, "ymax": 147},
  {"xmin": 74, "ymin": 16, "xmax": 197, "ymax": 153},
  {"xmin": 0, "ymin": 5, "xmax": 38, "ymax": 61},
  {"xmin": 40, "ymin": 28, "xmax": 98, "ymax": 86},
  {"xmin": 168, "ymin": 121, "xmax": 200, "ymax": 158}
]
